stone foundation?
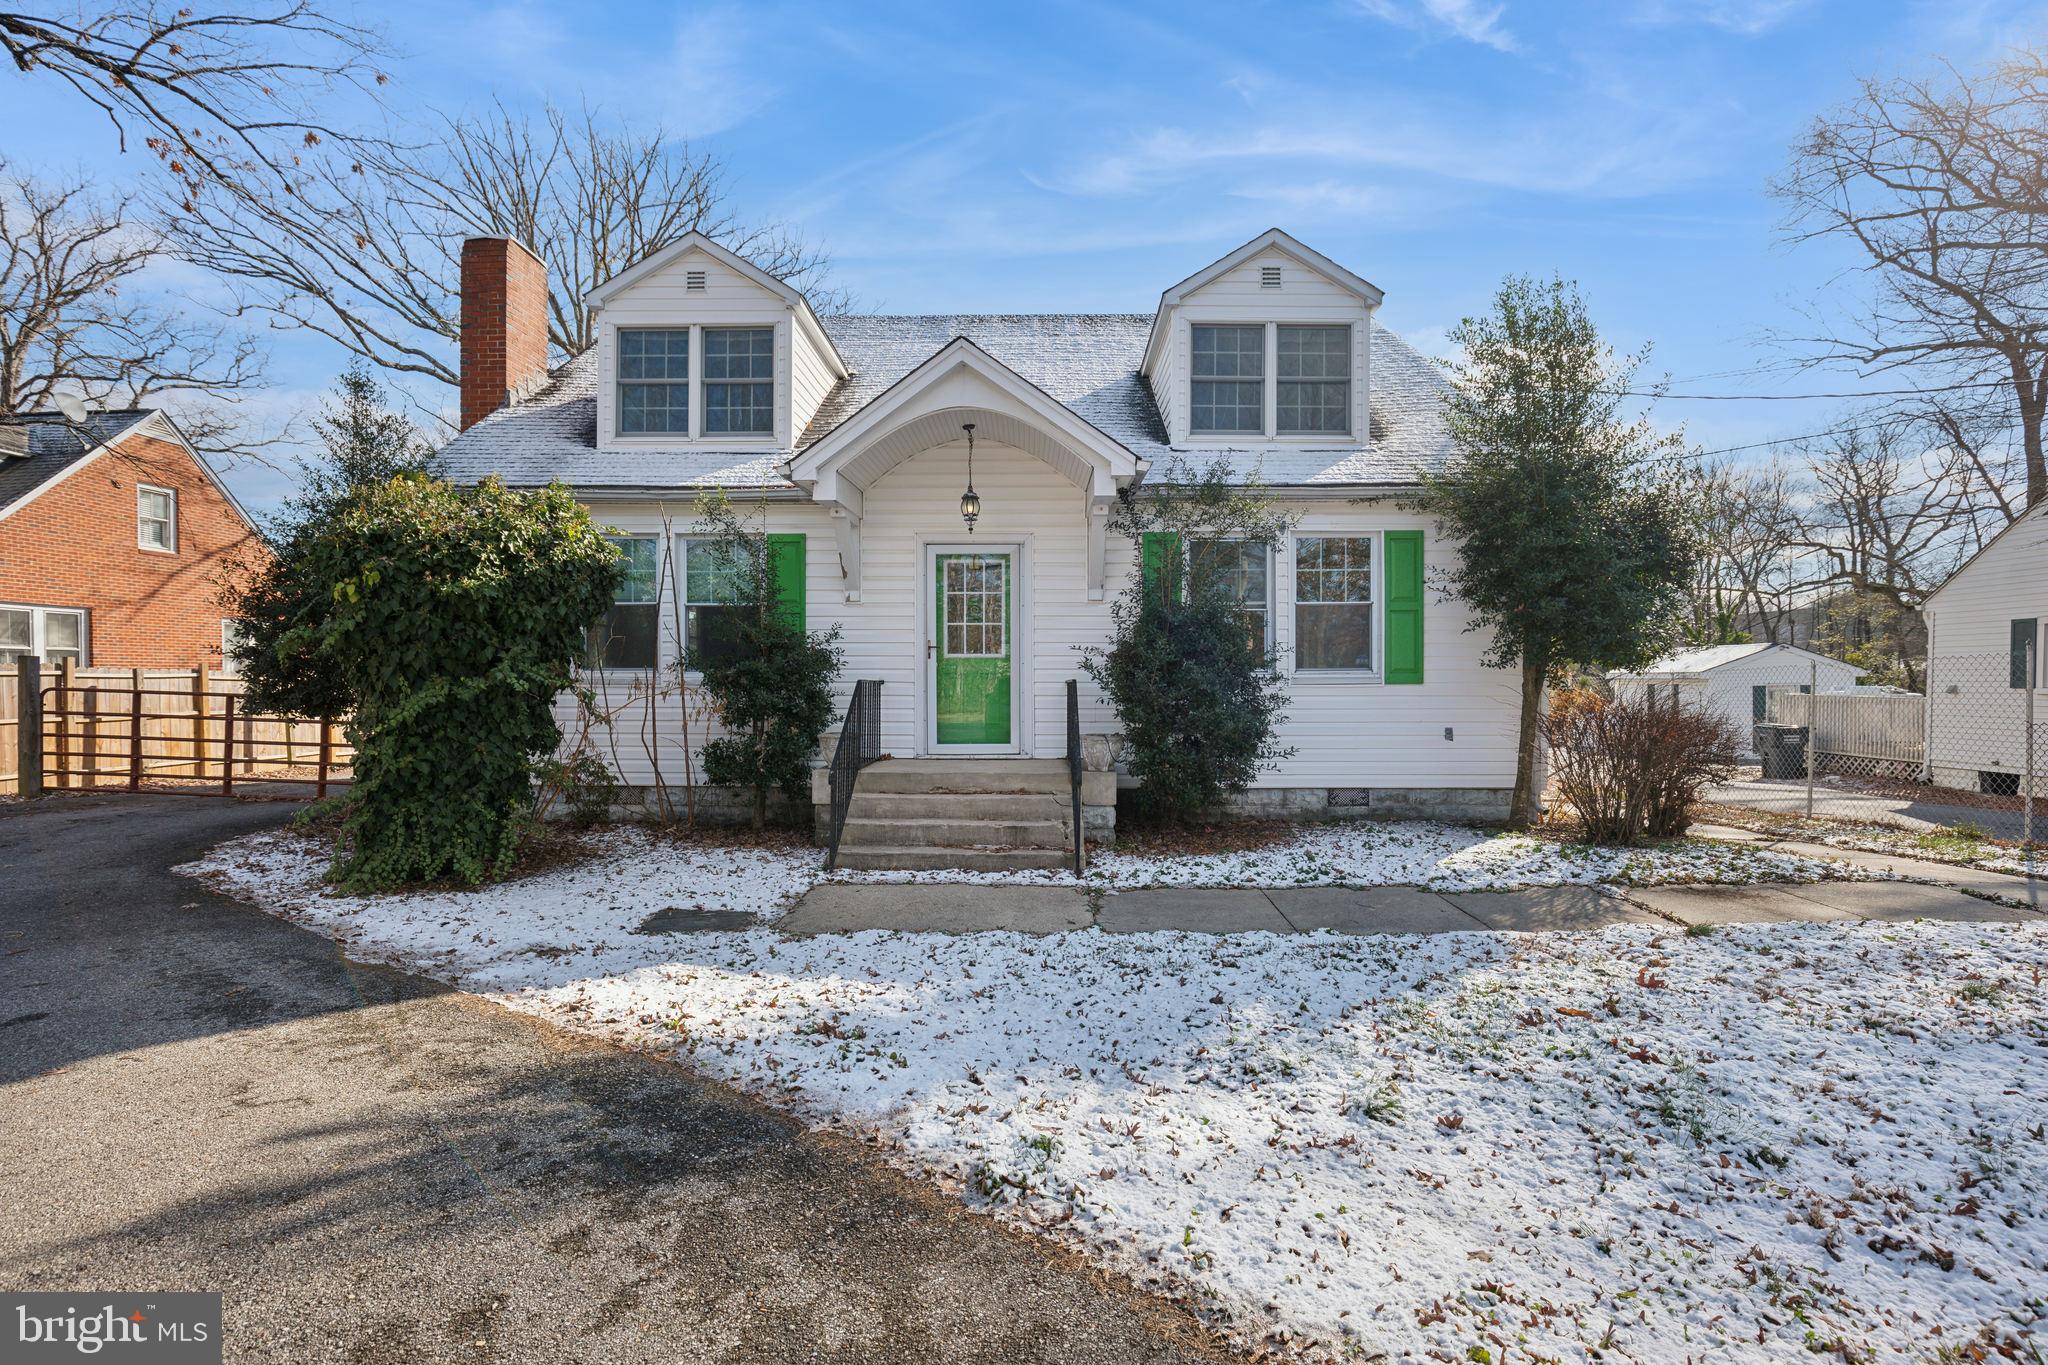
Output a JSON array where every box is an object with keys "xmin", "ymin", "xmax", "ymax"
[
  {"xmin": 1217, "ymin": 785, "xmax": 1513, "ymax": 823},
  {"xmin": 588, "ymin": 784, "xmax": 808, "ymax": 828}
]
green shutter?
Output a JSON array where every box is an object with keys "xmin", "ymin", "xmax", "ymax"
[
  {"xmin": 767, "ymin": 533, "xmax": 806, "ymax": 630},
  {"xmin": 1140, "ymin": 531, "xmax": 1183, "ymax": 605},
  {"xmin": 1383, "ymin": 529, "xmax": 1424, "ymax": 684}
]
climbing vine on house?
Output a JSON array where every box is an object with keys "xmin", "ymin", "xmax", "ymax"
[
  {"xmin": 1084, "ymin": 455, "xmax": 1295, "ymax": 823},
  {"xmin": 688, "ymin": 491, "xmax": 844, "ymax": 829},
  {"xmin": 249, "ymin": 474, "xmax": 621, "ymax": 888}
]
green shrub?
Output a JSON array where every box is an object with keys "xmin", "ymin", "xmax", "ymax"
[
  {"xmin": 688, "ymin": 493, "xmax": 843, "ymax": 828},
  {"xmin": 1084, "ymin": 456, "xmax": 1293, "ymax": 823},
  {"xmin": 260, "ymin": 474, "xmax": 620, "ymax": 887}
]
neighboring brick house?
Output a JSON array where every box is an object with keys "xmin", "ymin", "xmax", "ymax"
[{"xmin": 0, "ymin": 409, "xmax": 268, "ymax": 669}]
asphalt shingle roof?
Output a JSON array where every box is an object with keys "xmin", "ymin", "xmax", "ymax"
[
  {"xmin": 0, "ymin": 410, "xmax": 154, "ymax": 515},
  {"xmin": 434, "ymin": 314, "xmax": 1454, "ymax": 494}
]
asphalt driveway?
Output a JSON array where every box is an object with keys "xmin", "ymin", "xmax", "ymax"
[{"xmin": 0, "ymin": 794, "xmax": 1229, "ymax": 1364}]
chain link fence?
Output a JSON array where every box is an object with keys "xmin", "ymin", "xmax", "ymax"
[{"xmin": 1703, "ymin": 647, "xmax": 2040, "ymax": 846}]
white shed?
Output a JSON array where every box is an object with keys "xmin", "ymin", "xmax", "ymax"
[
  {"xmin": 1920, "ymin": 500, "xmax": 2048, "ymax": 793},
  {"xmin": 1608, "ymin": 643, "xmax": 1862, "ymax": 755}
]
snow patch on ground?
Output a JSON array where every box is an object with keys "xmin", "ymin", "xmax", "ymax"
[
  {"xmin": 183, "ymin": 830, "xmax": 2047, "ymax": 1364},
  {"xmin": 840, "ymin": 820, "xmax": 1881, "ymax": 891}
]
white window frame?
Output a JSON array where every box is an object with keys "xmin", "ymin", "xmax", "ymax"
[
  {"xmin": 137, "ymin": 483, "xmax": 177, "ymax": 552},
  {"xmin": 1288, "ymin": 531, "xmax": 1378, "ymax": 679},
  {"xmin": 672, "ymin": 534, "xmax": 751, "ymax": 676},
  {"xmin": 615, "ymin": 328, "xmax": 692, "ymax": 437},
  {"xmin": 1188, "ymin": 323, "xmax": 1267, "ymax": 437},
  {"xmin": 219, "ymin": 619, "xmax": 246, "ymax": 675},
  {"xmin": 1276, "ymin": 323, "xmax": 1352, "ymax": 437},
  {"xmin": 700, "ymin": 326, "xmax": 776, "ymax": 436},
  {"xmin": 1186, "ymin": 320, "xmax": 1357, "ymax": 444},
  {"xmin": 609, "ymin": 321, "xmax": 782, "ymax": 446},
  {"xmin": 586, "ymin": 535, "xmax": 663, "ymax": 673},
  {"xmin": 0, "ymin": 603, "xmax": 89, "ymax": 666},
  {"xmin": 1188, "ymin": 537, "xmax": 1276, "ymax": 657}
]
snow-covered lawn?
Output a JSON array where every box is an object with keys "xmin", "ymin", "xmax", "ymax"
[
  {"xmin": 1701, "ymin": 809, "xmax": 2045, "ymax": 880},
  {"xmin": 184, "ymin": 828, "xmax": 2046, "ymax": 1364}
]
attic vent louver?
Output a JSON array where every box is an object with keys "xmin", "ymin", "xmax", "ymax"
[
  {"xmin": 686, "ymin": 269, "xmax": 707, "ymax": 291},
  {"xmin": 1260, "ymin": 265, "xmax": 1282, "ymax": 289}
]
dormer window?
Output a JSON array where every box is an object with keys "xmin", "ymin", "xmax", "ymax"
[
  {"xmin": 703, "ymin": 328, "xmax": 774, "ymax": 434},
  {"xmin": 1190, "ymin": 322, "xmax": 1352, "ymax": 439},
  {"xmin": 1191, "ymin": 325, "xmax": 1265, "ymax": 435},
  {"xmin": 1278, "ymin": 325, "xmax": 1350, "ymax": 435},
  {"xmin": 619, "ymin": 329, "xmax": 690, "ymax": 434}
]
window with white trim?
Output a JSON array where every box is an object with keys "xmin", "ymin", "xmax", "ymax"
[
  {"xmin": 1191, "ymin": 538, "xmax": 1273, "ymax": 658},
  {"xmin": 1294, "ymin": 535, "xmax": 1373, "ymax": 670},
  {"xmin": 0, "ymin": 604, "xmax": 87, "ymax": 665},
  {"xmin": 680, "ymin": 537, "xmax": 747, "ymax": 668},
  {"xmin": 219, "ymin": 619, "xmax": 248, "ymax": 675},
  {"xmin": 138, "ymin": 484, "xmax": 176, "ymax": 551},
  {"xmin": 618, "ymin": 329, "xmax": 690, "ymax": 434},
  {"xmin": 1190, "ymin": 324, "xmax": 1265, "ymax": 435},
  {"xmin": 702, "ymin": 328, "xmax": 774, "ymax": 434},
  {"xmin": 1277, "ymin": 325, "xmax": 1350, "ymax": 435},
  {"xmin": 586, "ymin": 537, "xmax": 660, "ymax": 669}
]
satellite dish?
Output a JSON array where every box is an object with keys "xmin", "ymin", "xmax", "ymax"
[{"xmin": 53, "ymin": 393, "xmax": 89, "ymax": 424}]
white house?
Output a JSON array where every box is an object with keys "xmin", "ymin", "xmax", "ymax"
[
  {"xmin": 436, "ymin": 228, "xmax": 1523, "ymax": 867},
  {"xmin": 1920, "ymin": 500, "xmax": 2048, "ymax": 794},
  {"xmin": 1608, "ymin": 643, "xmax": 1861, "ymax": 755}
]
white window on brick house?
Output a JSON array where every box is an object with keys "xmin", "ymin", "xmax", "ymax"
[
  {"xmin": 0, "ymin": 604, "xmax": 87, "ymax": 665},
  {"xmin": 138, "ymin": 484, "xmax": 177, "ymax": 551},
  {"xmin": 220, "ymin": 619, "xmax": 249, "ymax": 675}
]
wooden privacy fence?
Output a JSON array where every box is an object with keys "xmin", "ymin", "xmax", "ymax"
[
  {"xmin": 4, "ymin": 660, "xmax": 351, "ymax": 798},
  {"xmin": 1765, "ymin": 686, "xmax": 1925, "ymax": 765}
]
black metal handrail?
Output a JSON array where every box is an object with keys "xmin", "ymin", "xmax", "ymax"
[
  {"xmin": 1065, "ymin": 678, "xmax": 1086, "ymax": 875},
  {"xmin": 823, "ymin": 679, "xmax": 884, "ymax": 871}
]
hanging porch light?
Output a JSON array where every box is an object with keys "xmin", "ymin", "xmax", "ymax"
[{"xmin": 959, "ymin": 421, "xmax": 981, "ymax": 533}]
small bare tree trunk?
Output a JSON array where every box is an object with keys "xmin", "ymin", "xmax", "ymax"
[{"xmin": 1509, "ymin": 656, "xmax": 1548, "ymax": 829}]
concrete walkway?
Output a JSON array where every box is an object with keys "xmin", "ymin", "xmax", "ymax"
[{"xmin": 776, "ymin": 858, "xmax": 2045, "ymax": 938}]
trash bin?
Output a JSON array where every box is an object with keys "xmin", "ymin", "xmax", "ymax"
[{"xmin": 1753, "ymin": 724, "xmax": 1808, "ymax": 780}]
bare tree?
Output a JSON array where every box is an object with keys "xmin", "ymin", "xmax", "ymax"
[
  {"xmin": 0, "ymin": 164, "xmax": 265, "ymax": 453},
  {"xmin": 1785, "ymin": 418, "xmax": 2004, "ymax": 613},
  {"xmin": 1688, "ymin": 459, "xmax": 1806, "ymax": 645},
  {"xmin": 1776, "ymin": 50, "xmax": 2048, "ymax": 508},
  {"xmin": 1, "ymin": 3, "xmax": 387, "ymax": 194},
  {"xmin": 161, "ymin": 102, "xmax": 848, "ymax": 396}
]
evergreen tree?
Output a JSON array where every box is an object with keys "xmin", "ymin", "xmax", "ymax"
[{"xmin": 1418, "ymin": 276, "xmax": 1700, "ymax": 827}]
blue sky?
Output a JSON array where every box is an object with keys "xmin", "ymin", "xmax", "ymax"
[{"xmin": 8, "ymin": 0, "xmax": 2044, "ymax": 512}]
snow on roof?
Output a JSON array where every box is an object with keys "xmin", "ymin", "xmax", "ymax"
[
  {"xmin": 1610, "ymin": 642, "xmax": 1858, "ymax": 680},
  {"xmin": 434, "ymin": 315, "xmax": 1455, "ymax": 495}
]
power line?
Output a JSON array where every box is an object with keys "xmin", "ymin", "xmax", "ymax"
[{"xmin": 1608, "ymin": 377, "xmax": 2016, "ymax": 402}]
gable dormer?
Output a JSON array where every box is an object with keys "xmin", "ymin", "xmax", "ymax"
[
  {"xmin": 583, "ymin": 232, "xmax": 848, "ymax": 450},
  {"xmin": 1142, "ymin": 229, "xmax": 1383, "ymax": 449}
]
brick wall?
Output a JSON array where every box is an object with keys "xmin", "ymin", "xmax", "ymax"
[
  {"xmin": 460, "ymin": 236, "xmax": 550, "ymax": 431},
  {"xmin": 0, "ymin": 430, "xmax": 268, "ymax": 667}
]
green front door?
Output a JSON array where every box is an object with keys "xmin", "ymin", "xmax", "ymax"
[{"xmin": 934, "ymin": 551, "xmax": 1013, "ymax": 746}]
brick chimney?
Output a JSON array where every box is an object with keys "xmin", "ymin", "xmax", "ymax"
[{"xmin": 459, "ymin": 236, "xmax": 549, "ymax": 431}]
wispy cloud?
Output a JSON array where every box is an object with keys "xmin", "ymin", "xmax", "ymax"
[
  {"xmin": 1630, "ymin": 0, "xmax": 1815, "ymax": 34},
  {"xmin": 1352, "ymin": 0, "xmax": 1518, "ymax": 52}
]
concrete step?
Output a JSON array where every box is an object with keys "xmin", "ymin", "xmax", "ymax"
[
  {"xmin": 856, "ymin": 758, "xmax": 1073, "ymax": 796},
  {"xmin": 834, "ymin": 845, "xmax": 1075, "ymax": 873},
  {"xmin": 840, "ymin": 817, "xmax": 1070, "ymax": 850},
  {"xmin": 847, "ymin": 792, "xmax": 1069, "ymax": 822}
]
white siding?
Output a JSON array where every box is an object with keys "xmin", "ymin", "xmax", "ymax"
[
  {"xmin": 1152, "ymin": 247, "xmax": 1373, "ymax": 448},
  {"xmin": 1615, "ymin": 650, "xmax": 1859, "ymax": 756},
  {"xmin": 1924, "ymin": 507, "xmax": 2047, "ymax": 780},
  {"xmin": 791, "ymin": 324, "xmax": 838, "ymax": 438},
  {"xmin": 566, "ymin": 462, "xmax": 1522, "ymax": 793},
  {"xmin": 593, "ymin": 245, "xmax": 806, "ymax": 450}
]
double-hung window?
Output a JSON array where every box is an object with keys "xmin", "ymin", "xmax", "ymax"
[
  {"xmin": 1277, "ymin": 325, "xmax": 1350, "ymax": 435},
  {"xmin": 703, "ymin": 328, "xmax": 774, "ymax": 434},
  {"xmin": 1294, "ymin": 535, "xmax": 1374, "ymax": 671},
  {"xmin": 1, "ymin": 604, "xmax": 86, "ymax": 665},
  {"xmin": 1190, "ymin": 325, "xmax": 1265, "ymax": 435},
  {"xmin": 681, "ymin": 538, "xmax": 747, "ymax": 668},
  {"xmin": 618, "ymin": 329, "xmax": 691, "ymax": 434},
  {"xmin": 587, "ymin": 536, "xmax": 660, "ymax": 669},
  {"xmin": 1191, "ymin": 539, "xmax": 1274, "ymax": 659},
  {"xmin": 138, "ymin": 485, "xmax": 176, "ymax": 551}
]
